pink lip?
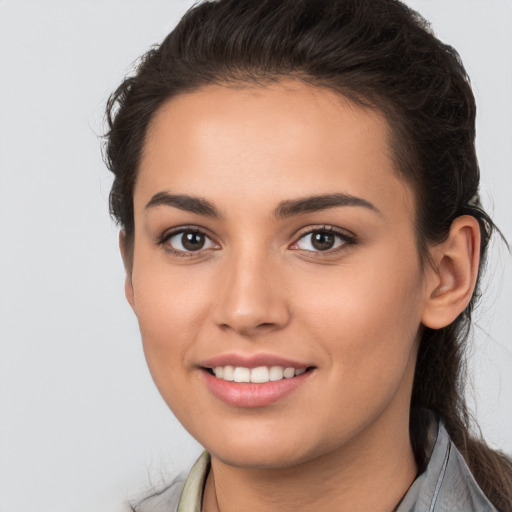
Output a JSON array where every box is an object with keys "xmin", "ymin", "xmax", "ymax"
[
  {"xmin": 201, "ymin": 368, "xmax": 314, "ymax": 408},
  {"xmin": 198, "ymin": 353, "xmax": 315, "ymax": 408},
  {"xmin": 199, "ymin": 353, "xmax": 311, "ymax": 370}
]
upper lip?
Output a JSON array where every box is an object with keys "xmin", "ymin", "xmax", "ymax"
[{"xmin": 199, "ymin": 353, "xmax": 314, "ymax": 369}]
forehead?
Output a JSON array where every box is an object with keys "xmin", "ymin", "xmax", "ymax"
[{"xmin": 136, "ymin": 81, "xmax": 414, "ymax": 220}]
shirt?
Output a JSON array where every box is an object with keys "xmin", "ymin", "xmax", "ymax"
[{"xmin": 135, "ymin": 417, "xmax": 498, "ymax": 512}]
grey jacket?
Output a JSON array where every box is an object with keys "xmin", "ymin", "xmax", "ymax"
[{"xmin": 135, "ymin": 418, "xmax": 498, "ymax": 512}]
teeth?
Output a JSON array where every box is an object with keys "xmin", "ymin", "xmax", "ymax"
[
  {"xmin": 283, "ymin": 367, "xmax": 295, "ymax": 379},
  {"xmin": 233, "ymin": 367, "xmax": 251, "ymax": 383},
  {"xmin": 222, "ymin": 365, "xmax": 234, "ymax": 381},
  {"xmin": 250, "ymin": 366, "xmax": 269, "ymax": 383},
  {"xmin": 269, "ymin": 366, "xmax": 284, "ymax": 381},
  {"xmin": 212, "ymin": 365, "xmax": 308, "ymax": 383}
]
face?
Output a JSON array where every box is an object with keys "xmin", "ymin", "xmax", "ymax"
[{"xmin": 127, "ymin": 81, "xmax": 431, "ymax": 469}]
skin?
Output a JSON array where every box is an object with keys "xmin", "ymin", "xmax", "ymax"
[{"xmin": 122, "ymin": 81, "xmax": 480, "ymax": 512}]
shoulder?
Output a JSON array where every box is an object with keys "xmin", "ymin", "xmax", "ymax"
[
  {"xmin": 399, "ymin": 418, "xmax": 498, "ymax": 512},
  {"xmin": 130, "ymin": 451, "xmax": 210, "ymax": 512},
  {"xmin": 432, "ymin": 431, "xmax": 498, "ymax": 512},
  {"xmin": 130, "ymin": 474, "xmax": 187, "ymax": 512}
]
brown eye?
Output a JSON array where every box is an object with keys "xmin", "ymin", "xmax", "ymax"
[
  {"xmin": 311, "ymin": 231, "xmax": 336, "ymax": 251},
  {"xmin": 165, "ymin": 229, "xmax": 218, "ymax": 253},
  {"xmin": 181, "ymin": 231, "xmax": 206, "ymax": 251},
  {"xmin": 292, "ymin": 228, "xmax": 353, "ymax": 253}
]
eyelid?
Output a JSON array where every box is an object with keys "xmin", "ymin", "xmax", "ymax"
[
  {"xmin": 157, "ymin": 225, "xmax": 220, "ymax": 255},
  {"xmin": 156, "ymin": 224, "xmax": 355, "ymax": 256},
  {"xmin": 289, "ymin": 225, "xmax": 357, "ymax": 253}
]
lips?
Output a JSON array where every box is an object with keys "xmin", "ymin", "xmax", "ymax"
[{"xmin": 199, "ymin": 353, "xmax": 315, "ymax": 407}]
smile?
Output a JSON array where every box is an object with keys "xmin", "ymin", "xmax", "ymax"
[
  {"xmin": 202, "ymin": 364, "xmax": 315, "ymax": 407},
  {"xmin": 211, "ymin": 365, "xmax": 307, "ymax": 383}
]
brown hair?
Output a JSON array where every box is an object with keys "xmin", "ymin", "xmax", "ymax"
[{"xmin": 104, "ymin": 0, "xmax": 512, "ymax": 509}]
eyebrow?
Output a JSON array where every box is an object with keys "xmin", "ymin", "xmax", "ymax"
[
  {"xmin": 145, "ymin": 192, "xmax": 221, "ymax": 218},
  {"xmin": 145, "ymin": 191, "xmax": 380, "ymax": 218},
  {"xmin": 274, "ymin": 193, "xmax": 380, "ymax": 218}
]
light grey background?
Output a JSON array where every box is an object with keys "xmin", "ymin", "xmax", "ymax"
[{"xmin": 0, "ymin": 1, "xmax": 510, "ymax": 511}]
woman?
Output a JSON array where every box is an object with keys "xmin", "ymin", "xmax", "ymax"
[{"xmin": 104, "ymin": 0, "xmax": 512, "ymax": 510}]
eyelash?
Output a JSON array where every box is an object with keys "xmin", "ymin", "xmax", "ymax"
[
  {"xmin": 158, "ymin": 227, "xmax": 219, "ymax": 257},
  {"xmin": 157, "ymin": 225, "xmax": 357, "ymax": 257},
  {"xmin": 290, "ymin": 226, "xmax": 357, "ymax": 255}
]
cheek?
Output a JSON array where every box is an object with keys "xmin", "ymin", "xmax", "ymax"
[
  {"xmin": 295, "ymin": 246, "xmax": 424, "ymax": 379},
  {"xmin": 130, "ymin": 259, "xmax": 213, "ymax": 373}
]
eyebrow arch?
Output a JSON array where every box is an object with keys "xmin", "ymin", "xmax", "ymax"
[
  {"xmin": 274, "ymin": 193, "xmax": 380, "ymax": 218},
  {"xmin": 145, "ymin": 191, "xmax": 380, "ymax": 219},
  {"xmin": 145, "ymin": 192, "xmax": 221, "ymax": 218}
]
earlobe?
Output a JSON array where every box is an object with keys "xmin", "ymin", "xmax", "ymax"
[
  {"xmin": 119, "ymin": 231, "xmax": 136, "ymax": 310},
  {"xmin": 421, "ymin": 216, "xmax": 481, "ymax": 330}
]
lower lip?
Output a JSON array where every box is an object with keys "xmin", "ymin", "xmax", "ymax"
[{"xmin": 202, "ymin": 369, "xmax": 313, "ymax": 408}]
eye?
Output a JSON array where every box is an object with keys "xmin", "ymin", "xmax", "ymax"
[
  {"xmin": 291, "ymin": 227, "xmax": 354, "ymax": 252},
  {"xmin": 161, "ymin": 228, "xmax": 218, "ymax": 254}
]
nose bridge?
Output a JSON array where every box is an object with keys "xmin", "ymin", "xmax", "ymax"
[{"xmin": 213, "ymin": 242, "xmax": 290, "ymax": 335}]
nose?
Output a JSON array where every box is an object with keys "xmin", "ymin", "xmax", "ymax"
[{"xmin": 212, "ymin": 249, "xmax": 291, "ymax": 337}]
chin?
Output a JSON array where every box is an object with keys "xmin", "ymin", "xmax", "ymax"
[
  {"xmin": 211, "ymin": 443, "xmax": 310, "ymax": 470},
  {"xmin": 197, "ymin": 424, "xmax": 327, "ymax": 470}
]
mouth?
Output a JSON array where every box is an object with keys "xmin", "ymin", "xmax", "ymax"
[
  {"xmin": 204, "ymin": 365, "xmax": 314, "ymax": 383},
  {"xmin": 200, "ymin": 360, "xmax": 316, "ymax": 407}
]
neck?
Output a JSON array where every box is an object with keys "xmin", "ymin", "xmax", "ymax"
[{"xmin": 202, "ymin": 407, "xmax": 418, "ymax": 512}]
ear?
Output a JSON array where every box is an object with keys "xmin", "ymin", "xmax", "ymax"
[
  {"xmin": 421, "ymin": 216, "xmax": 481, "ymax": 329},
  {"xmin": 119, "ymin": 231, "xmax": 136, "ymax": 310}
]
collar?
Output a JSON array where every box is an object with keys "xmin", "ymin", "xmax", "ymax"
[
  {"xmin": 175, "ymin": 417, "xmax": 497, "ymax": 512},
  {"xmin": 177, "ymin": 451, "xmax": 210, "ymax": 512}
]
